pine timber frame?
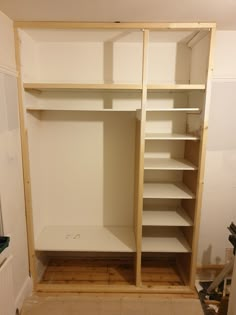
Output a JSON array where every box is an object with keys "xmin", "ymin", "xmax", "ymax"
[{"xmin": 14, "ymin": 21, "xmax": 216, "ymax": 294}]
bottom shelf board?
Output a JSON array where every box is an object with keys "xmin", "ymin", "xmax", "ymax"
[
  {"xmin": 35, "ymin": 225, "xmax": 135, "ymax": 252},
  {"xmin": 142, "ymin": 227, "xmax": 191, "ymax": 253},
  {"xmin": 41, "ymin": 257, "xmax": 134, "ymax": 285}
]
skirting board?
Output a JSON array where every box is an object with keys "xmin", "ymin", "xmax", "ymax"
[{"xmin": 15, "ymin": 276, "xmax": 33, "ymax": 312}]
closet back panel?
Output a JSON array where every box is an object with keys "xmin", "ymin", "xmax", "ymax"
[
  {"xmin": 19, "ymin": 29, "xmax": 143, "ymax": 84},
  {"xmin": 27, "ymin": 111, "xmax": 136, "ymax": 239}
]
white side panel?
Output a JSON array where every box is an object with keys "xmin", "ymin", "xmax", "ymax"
[
  {"xmin": 190, "ymin": 35, "xmax": 210, "ymax": 84},
  {"xmin": 18, "ymin": 30, "xmax": 39, "ymax": 82},
  {"xmin": 0, "ymin": 71, "xmax": 30, "ymax": 306},
  {"xmin": 148, "ymin": 43, "xmax": 191, "ymax": 84},
  {"xmin": 0, "ymin": 256, "xmax": 15, "ymax": 315},
  {"xmin": 145, "ymin": 141, "xmax": 185, "ymax": 159},
  {"xmin": 0, "ymin": 12, "xmax": 16, "ymax": 74},
  {"xmin": 146, "ymin": 92, "xmax": 188, "ymax": 109},
  {"xmin": 27, "ymin": 112, "xmax": 43, "ymax": 240},
  {"xmin": 113, "ymin": 42, "xmax": 142, "ymax": 83},
  {"xmin": 145, "ymin": 112, "xmax": 187, "ymax": 134},
  {"xmin": 198, "ymin": 82, "xmax": 236, "ymax": 265},
  {"xmin": 144, "ymin": 170, "xmax": 183, "ymax": 183}
]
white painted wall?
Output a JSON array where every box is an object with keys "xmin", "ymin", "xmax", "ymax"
[
  {"xmin": 0, "ymin": 10, "xmax": 31, "ymax": 311},
  {"xmin": 198, "ymin": 31, "xmax": 236, "ymax": 265}
]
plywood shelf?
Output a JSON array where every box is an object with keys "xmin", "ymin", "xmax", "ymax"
[
  {"xmin": 146, "ymin": 108, "xmax": 200, "ymax": 113},
  {"xmin": 23, "ymin": 83, "xmax": 205, "ymax": 92},
  {"xmin": 35, "ymin": 226, "xmax": 135, "ymax": 252},
  {"xmin": 24, "ymin": 83, "xmax": 142, "ymax": 92},
  {"xmin": 144, "ymin": 157, "xmax": 197, "ymax": 170},
  {"xmin": 145, "ymin": 133, "xmax": 200, "ymax": 140},
  {"xmin": 143, "ymin": 183, "xmax": 195, "ymax": 199},
  {"xmin": 142, "ymin": 208, "xmax": 193, "ymax": 226},
  {"xmin": 142, "ymin": 227, "xmax": 191, "ymax": 253},
  {"xmin": 147, "ymin": 84, "xmax": 205, "ymax": 91}
]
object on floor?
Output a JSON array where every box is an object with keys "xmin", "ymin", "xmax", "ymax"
[{"xmin": 0, "ymin": 236, "xmax": 10, "ymax": 253}]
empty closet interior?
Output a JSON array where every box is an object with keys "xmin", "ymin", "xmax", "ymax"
[{"xmin": 15, "ymin": 22, "xmax": 215, "ymax": 293}]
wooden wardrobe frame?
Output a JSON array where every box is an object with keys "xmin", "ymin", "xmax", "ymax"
[{"xmin": 14, "ymin": 22, "xmax": 216, "ymax": 294}]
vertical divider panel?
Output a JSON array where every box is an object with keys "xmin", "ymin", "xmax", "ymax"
[
  {"xmin": 135, "ymin": 29, "xmax": 149, "ymax": 286},
  {"xmin": 188, "ymin": 27, "xmax": 216, "ymax": 288},
  {"xmin": 13, "ymin": 27, "xmax": 37, "ymax": 288}
]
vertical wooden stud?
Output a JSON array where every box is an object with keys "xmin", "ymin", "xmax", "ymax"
[
  {"xmin": 14, "ymin": 27, "xmax": 37, "ymax": 289},
  {"xmin": 135, "ymin": 29, "xmax": 149, "ymax": 286},
  {"xmin": 189, "ymin": 27, "xmax": 216, "ymax": 288}
]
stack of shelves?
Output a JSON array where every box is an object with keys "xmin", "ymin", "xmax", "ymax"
[{"xmin": 141, "ymin": 87, "xmax": 203, "ymax": 285}]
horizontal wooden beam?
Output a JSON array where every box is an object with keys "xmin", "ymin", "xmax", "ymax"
[
  {"xmin": 24, "ymin": 83, "xmax": 142, "ymax": 91},
  {"xmin": 14, "ymin": 21, "xmax": 216, "ymax": 30}
]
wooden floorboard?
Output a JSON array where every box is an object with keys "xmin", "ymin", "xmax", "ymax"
[
  {"xmin": 141, "ymin": 258, "xmax": 184, "ymax": 286},
  {"xmin": 40, "ymin": 257, "xmax": 185, "ymax": 287},
  {"xmin": 41, "ymin": 258, "xmax": 135, "ymax": 285}
]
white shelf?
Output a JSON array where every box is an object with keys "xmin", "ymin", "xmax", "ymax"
[
  {"xmin": 143, "ymin": 183, "xmax": 195, "ymax": 199},
  {"xmin": 146, "ymin": 108, "xmax": 200, "ymax": 112},
  {"xmin": 24, "ymin": 83, "xmax": 142, "ymax": 91},
  {"xmin": 24, "ymin": 83, "xmax": 205, "ymax": 92},
  {"xmin": 144, "ymin": 157, "xmax": 197, "ymax": 170},
  {"xmin": 147, "ymin": 84, "xmax": 205, "ymax": 91},
  {"xmin": 142, "ymin": 227, "xmax": 191, "ymax": 253},
  {"xmin": 35, "ymin": 225, "xmax": 135, "ymax": 252},
  {"xmin": 26, "ymin": 107, "xmax": 138, "ymax": 112},
  {"xmin": 142, "ymin": 208, "xmax": 193, "ymax": 226},
  {"xmin": 145, "ymin": 133, "xmax": 200, "ymax": 140}
]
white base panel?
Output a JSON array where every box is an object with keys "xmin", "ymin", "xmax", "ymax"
[{"xmin": 36, "ymin": 225, "xmax": 136, "ymax": 252}]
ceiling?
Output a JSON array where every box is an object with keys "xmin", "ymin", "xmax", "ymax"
[{"xmin": 0, "ymin": 0, "xmax": 236, "ymax": 30}]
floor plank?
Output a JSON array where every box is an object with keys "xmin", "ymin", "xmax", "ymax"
[{"xmin": 21, "ymin": 295, "xmax": 204, "ymax": 315}]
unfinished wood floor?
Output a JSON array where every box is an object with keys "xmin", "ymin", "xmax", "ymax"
[
  {"xmin": 21, "ymin": 295, "xmax": 204, "ymax": 315},
  {"xmin": 40, "ymin": 258, "xmax": 184, "ymax": 287}
]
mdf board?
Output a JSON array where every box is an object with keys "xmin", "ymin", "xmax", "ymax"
[{"xmin": 14, "ymin": 22, "xmax": 216, "ymax": 293}]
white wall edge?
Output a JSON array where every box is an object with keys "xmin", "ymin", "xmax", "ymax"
[
  {"xmin": 15, "ymin": 276, "xmax": 33, "ymax": 312},
  {"xmin": 0, "ymin": 64, "xmax": 18, "ymax": 77}
]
